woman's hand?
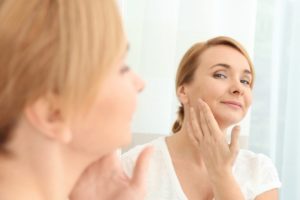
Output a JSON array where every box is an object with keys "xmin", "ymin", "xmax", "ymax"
[
  {"xmin": 70, "ymin": 147, "xmax": 153, "ymax": 200},
  {"xmin": 186, "ymin": 98, "xmax": 245, "ymax": 200},
  {"xmin": 187, "ymin": 98, "xmax": 240, "ymax": 177}
]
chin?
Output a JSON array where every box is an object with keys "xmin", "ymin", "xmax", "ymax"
[{"xmin": 215, "ymin": 113, "xmax": 244, "ymax": 128}]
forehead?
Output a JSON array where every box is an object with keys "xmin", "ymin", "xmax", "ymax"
[{"xmin": 197, "ymin": 45, "xmax": 252, "ymax": 73}]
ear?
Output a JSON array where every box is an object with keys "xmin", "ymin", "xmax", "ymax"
[
  {"xmin": 24, "ymin": 95, "xmax": 72, "ymax": 144},
  {"xmin": 177, "ymin": 85, "xmax": 189, "ymax": 105}
]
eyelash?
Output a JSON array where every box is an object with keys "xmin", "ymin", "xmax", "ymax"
[
  {"xmin": 241, "ymin": 79, "xmax": 250, "ymax": 85},
  {"xmin": 213, "ymin": 73, "xmax": 251, "ymax": 85},
  {"xmin": 213, "ymin": 73, "xmax": 227, "ymax": 79}
]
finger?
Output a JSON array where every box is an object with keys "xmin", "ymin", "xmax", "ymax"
[
  {"xmin": 81, "ymin": 151, "xmax": 119, "ymax": 175},
  {"xmin": 187, "ymin": 120, "xmax": 199, "ymax": 146},
  {"xmin": 96, "ymin": 151, "xmax": 122, "ymax": 170},
  {"xmin": 229, "ymin": 126, "xmax": 240, "ymax": 157},
  {"xmin": 197, "ymin": 102, "xmax": 210, "ymax": 138},
  {"xmin": 130, "ymin": 146, "xmax": 154, "ymax": 188},
  {"xmin": 185, "ymin": 105, "xmax": 199, "ymax": 145},
  {"xmin": 198, "ymin": 98, "xmax": 221, "ymax": 137},
  {"xmin": 190, "ymin": 107, "xmax": 203, "ymax": 142},
  {"xmin": 184, "ymin": 103, "xmax": 191, "ymax": 129},
  {"xmin": 75, "ymin": 151, "xmax": 122, "ymax": 188}
]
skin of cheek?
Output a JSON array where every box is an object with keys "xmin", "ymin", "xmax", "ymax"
[
  {"xmin": 67, "ymin": 80, "xmax": 137, "ymax": 156},
  {"xmin": 185, "ymin": 83, "xmax": 251, "ymax": 129}
]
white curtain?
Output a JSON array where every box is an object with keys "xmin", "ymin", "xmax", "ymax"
[{"xmin": 249, "ymin": 0, "xmax": 300, "ymax": 198}]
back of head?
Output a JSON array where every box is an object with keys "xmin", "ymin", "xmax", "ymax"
[
  {"xmin": 172, "ymin": 36, "xmax": 255, "ymax": 133},
  {"xmin": 0, "ymin": 0, "xmax": 126, "ymax": 152}
]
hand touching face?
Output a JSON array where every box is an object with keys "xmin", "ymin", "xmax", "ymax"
[{"xmin": 182, "ymin": 45, "xmax": 253, "ymax": 129}]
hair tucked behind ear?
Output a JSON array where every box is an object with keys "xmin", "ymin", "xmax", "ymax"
[{"xmin": 171, "ymin": 36, "xmax": 255, "ymax": 133}]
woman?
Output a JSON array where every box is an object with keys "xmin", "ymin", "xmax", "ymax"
[
  {"xmin": 0, "ymin": 0, "xmax": 152, "ymax": 199},
  {"xmin": 122, "ymin": 36, "xmax": 281, "ymax": 200}
]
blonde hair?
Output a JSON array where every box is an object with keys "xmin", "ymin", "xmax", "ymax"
[
  {"xmin": 0, "ymin": 0, "xmax": 126, "ymax": 148},
  {"xmin": 172, "ymin": 36, "xmax": 255, "ymax": 133}
]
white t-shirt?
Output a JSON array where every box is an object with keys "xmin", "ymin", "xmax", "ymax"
[{"xmin": 121, "ymin": 137, "xmax": 281, "ymax": 200}]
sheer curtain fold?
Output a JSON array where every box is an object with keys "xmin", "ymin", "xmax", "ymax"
[{"xmin": 250, "ymin": 0, "xmax": 300, "ymax": 198}]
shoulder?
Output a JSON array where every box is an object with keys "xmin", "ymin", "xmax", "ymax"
[
  {"xmin": 122, "ymin": 136, "xmax": 184, "ymax": 199},
  {"xmin": 235, "ymin": 149, "xmax": 280, "ymax": 179},
  {"xmin": 121, "ymin": 137, "xmax": 167, "ymax": 175},
  {"xmin": 235, "ymin": 149, "xmax": 274, "ymax": 168},
  {"xmin": 235, "ymin": 149, "xmax": 281, "ymax": 179},
  {"xmin": 122, "ymin": 136, "xmax": 165, "ymax": 160},
  {"xmin": 234, "ymin": 149, "xmax": 281, "ymax": 198}
]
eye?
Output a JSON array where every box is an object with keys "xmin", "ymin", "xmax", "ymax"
[
  {"xmin": 213, "ymin": 73, "xmax": 227, "ymax": 79},
  {"xmin": 120, "ymin": 65, "xmax": 130, "ymax": 74},
  {"xmin": 240, "ymin": 78, "xmax": 251, "ymax": 86}
]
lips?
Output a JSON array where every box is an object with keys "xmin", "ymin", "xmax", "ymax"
[{"xmin": 221, "ymin": 100, "xmax": 242, "ymax": 109}]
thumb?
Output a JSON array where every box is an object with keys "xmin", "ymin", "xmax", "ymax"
[
  {"xmin": 130, "ymin": 146, "xmax": 154, "ymax": 188},
  {"xmin": 229, "ymin": 125, "xmax": 240, "ymax": 157}
]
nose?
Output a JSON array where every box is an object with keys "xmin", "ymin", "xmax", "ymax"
[
  {"xmin": 132, "ymin": 71, "xmax": 145, "ymax": 93},
  {"xmin": 230, "ymin": 79, "xmax": 244, "ymax": 96}
]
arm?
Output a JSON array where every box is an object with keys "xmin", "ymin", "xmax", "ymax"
[{"xmin": 210, "ymin": 173, "xmax": 245, "ymax": 200}]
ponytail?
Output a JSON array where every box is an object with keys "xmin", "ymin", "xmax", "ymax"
[{"xmin": 172, "ymin": 106, "xmax": 184, "ymax": 133}]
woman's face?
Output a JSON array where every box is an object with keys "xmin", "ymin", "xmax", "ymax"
[
  {"xmin": 185, "ymin": 45, "xmax": 253, "ymax": 129},
  {"xmin": 69, "ymin": 50, "xmax": 144, "ymax": 155}
]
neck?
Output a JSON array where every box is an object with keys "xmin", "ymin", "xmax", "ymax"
[
  {"xmin": 0, "ymin": 155, "xmax": 66, "ymax": 200},
  {"xmin": 167, "ymin": 121, "xmax": 227, "ymax": 166},
  {"xmin": 0, "ymin": 121, "xmax": 94, "ymax": 200},
  {"xmin": 167, "ymin": 129, "xmax": 203, "ymax": 165}
]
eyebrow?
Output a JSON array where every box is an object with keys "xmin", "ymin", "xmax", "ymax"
[{"xmin": 210, "ymin": 63, "xmax": 252, "ymax": 75}]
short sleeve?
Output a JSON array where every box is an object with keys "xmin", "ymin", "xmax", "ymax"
[
  {"xmin": 251, "ymin": 154, "xmax": 282, "ymax": 197},
  {"xmin": 121, "ymin": 145, "xmax": 145, "ymax": 177}
]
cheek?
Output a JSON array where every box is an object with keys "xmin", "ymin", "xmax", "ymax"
[
  {"xmin": 98, "ymin": 89, "xmax": 137, "ymax": 126},
  {"xmin": 101, "ymin": 84, "xmax": 138, "ymax": 137},
  {"xmin": 69, "ymin": 95, "xmax": 136, "ymax": 154},
  {"xmin": 194, "ymin": 89, "xmax": 220, "ymax": 108}
]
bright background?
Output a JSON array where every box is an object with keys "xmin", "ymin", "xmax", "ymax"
[{"xmin": 118, "ymin": 0, "xmax": 300, "ymax": 199}]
